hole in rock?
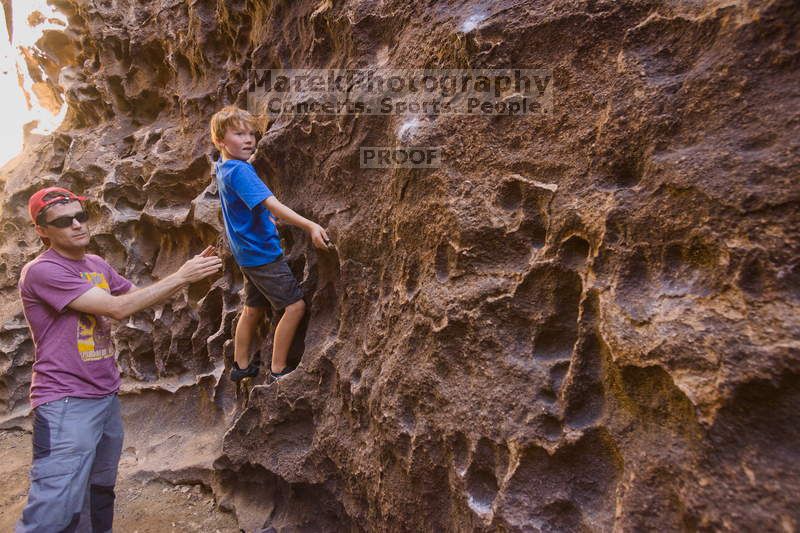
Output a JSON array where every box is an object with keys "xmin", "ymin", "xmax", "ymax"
[
  {"xmin": 130, "ymin": 89, "xmax": 166, "ymax": 123},
  {"xmin": 538, "ymin": 413, "xmax": 563, "ymax": 441},
  {"xmin": 398, "ymin": 397, "xmax": 417, "ymax": 433},
  {"xmin": 473, "ymin": 437, "xmax": 495, "ymax": 465},
  {"xmin": 520, "ymin": 219, "xmax": 547, "ymax": 249},
  {"xmin": 88, "ymin": 233, "xmax": 127, "ymax": 270},
  {"xmin": 114, "ymin": 195, "xmax": 145, "ymax": 213},
  {"xmin": 539, "ymin": 499, "xmax": 586, "ymax": 531},
  {"xmin": 564, "ymin": 382, "xmax": 605, "ymax": 430},
  {"xmin": 405, "ymin": 259, "xmax": 420, "ymax": 296},
  {"xmin": 560, "ymin": 235, "xmax": 590, "ymax": 269},
  {"xmin": 396, "ymin": 433, "xmax": 411, "ymax": 459},
  {"xmin": 465, "ymin": 465, "xmax": 498, "ymax": 515},
  {"xmin": 145, "ymin": 129, "xmax": 162, "ymax": 148},
  {"xmin": 740, "ymin": 193, "xmax": 762, "ymax": 211},
  {"xmin": 602, "ymin": 209, "xmax": 626, "ymax": 245},
  {"xmin": 533, "ymin": 324, "xmax": 577, "ymax": 361},
  {"xmin": 615, "ymin": 248, "xmax": 653, "ymax": 321},
  {"xmin": 435, "ymin": 241, "xmax": 453, "ymax": 282},
  {"xmin": 451, "ymin": 433, "xmax": 469, "ymax": 473},
  {"xmin": 610, "ymin": 154, "xmax": 643, "ymax": 188},
  {"xmin": 496, "ymin": 443, "xmax": 510, "ymax": 481},
  {"xmin": 195, "ymin": 286, "xmax": 223, "ymax": 340},
  {"xmin": 619, "ymin": 365, "xmax": 699, "ymax": 433},
  {"xmin": 107, "ymin": 76, "xmax": 132, "ymax": 114},
  {"xmin": 537, "ymin": 388, "xmax": 558, "ymax": 404},
  {"xmin": 119, "ymin": 345, "xmax": 157, "ymax": 382},
  {"xmin": 496, "ymin": 179, "xmax": 523, "ymax": 210},
  {"xmin": 549, "ymin": 361, "xmax": 571, "ymax": 392},
  {"xmin": 504, "ymin": 430, "xmax": 621, "ymax": 527},
  {"xmin": 269, "ymin": 404, "xmax": 316, "ymax": 456},
  {"xmin": 737, "ymin": 251, "xmax": 765, "ymax": 297},
  {"xmin": 662, "ymin": 241, "xmax": 683, "ymax": 273},
  {"xmin": 709, "ymin": 371, "xmax": 800, "ymax": 468}
]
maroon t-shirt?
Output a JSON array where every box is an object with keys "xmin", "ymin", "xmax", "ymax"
[{"xmin": 19, "ymin": 248, "xmax": 133, "ymax": 408}]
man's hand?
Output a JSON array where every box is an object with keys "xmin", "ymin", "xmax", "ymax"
[
  {"xmin": 177, "ymin": 248, "xmax": 223, "ymax": 283},
  {"xmin": 308, "ymin": 223, "xmax": 332, "ymax": 250}
]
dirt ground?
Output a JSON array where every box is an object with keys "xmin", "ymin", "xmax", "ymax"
[{"xmin": 0, "ymin": 430, "xmax": 240, "ymax": 532}]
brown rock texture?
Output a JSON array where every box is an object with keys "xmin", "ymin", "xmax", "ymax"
[{"xmin": 1, "ymin": 0, "xmax": 798, "ymax": 531}]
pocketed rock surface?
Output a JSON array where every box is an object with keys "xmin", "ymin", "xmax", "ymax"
[{"xmin": 1, "ymin": 1, "xmax": 798, "ymax": 531}]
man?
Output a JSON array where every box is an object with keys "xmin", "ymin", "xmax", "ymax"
[{"xmin": 16, "ymin": 187, "xmax": 222, "ymax": 532}]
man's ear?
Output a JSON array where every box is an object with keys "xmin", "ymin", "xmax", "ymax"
[{"xmin": 34, "ymin": 224, "xmax": 48, "ymax": 240}]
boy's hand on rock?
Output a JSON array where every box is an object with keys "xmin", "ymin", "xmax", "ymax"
[
  {"xmin": 309, "ymin": 223, "xmax": 333, "ymax": 250},
  {"xmin": 178, "ymin": 249, "xmax": 223, "ymax": 283}
]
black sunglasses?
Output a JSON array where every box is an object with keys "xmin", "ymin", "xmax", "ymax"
[{"xmin": 42, "ymin": 211, "xmax": 89, "ymax": 228}]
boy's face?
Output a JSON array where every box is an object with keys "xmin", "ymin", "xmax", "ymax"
[{"xmin": 220, "ymin": 123, "xmax": 256, "ymax": 161}]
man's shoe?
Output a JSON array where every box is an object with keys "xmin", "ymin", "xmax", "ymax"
[
  {"xmin": 266, "ymin": 367, "xmax": 293, "ymax": 385},
  {"xmin": 230, "ymin": 360, "xmax": 260, "ymax": 382}
]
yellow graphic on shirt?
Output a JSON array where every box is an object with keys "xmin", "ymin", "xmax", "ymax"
[{"xmin": 77, "ymin": 272, "xmax": 114, "ymax": 362}]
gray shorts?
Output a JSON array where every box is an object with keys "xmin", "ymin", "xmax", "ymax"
[{"xmin": 241, "ymin": 255, "xmax": 304, "ymax": 310}]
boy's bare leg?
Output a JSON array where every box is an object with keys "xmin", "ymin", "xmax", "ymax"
[
  {"xmin": 234, "ymin": 305, "xmax": 265, "ymax": 368},
  {"xmin": 271, "ymin": 299, "xmax": 306, "ymax": 373}
]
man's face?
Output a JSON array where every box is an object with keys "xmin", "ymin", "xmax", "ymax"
[
  {"xmin": 220, "ymin": 123, "xmax": 256, "ymax": 161},
  {"xmin": 35, "ymin": 200, "xmax": 90, "ymax": 250}
]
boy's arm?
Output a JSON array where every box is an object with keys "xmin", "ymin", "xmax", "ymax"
[
  {"xmin": 68, "ymin": 249, "xmax": 222, "ymax": 321},
  {"xmin": 263, "ymin": 196, "xmax": 331, "ymax": 249}
]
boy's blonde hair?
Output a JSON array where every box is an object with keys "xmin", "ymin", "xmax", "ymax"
[{"xmin": 210, "ymin": 106, "xmax": 260, "ymax": 150}]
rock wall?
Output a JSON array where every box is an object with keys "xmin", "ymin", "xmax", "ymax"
[{"xmin": 1, "ymin": 0, "xmax": 798, "ymax": 531}]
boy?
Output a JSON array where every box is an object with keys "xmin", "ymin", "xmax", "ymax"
[{"xmin": 210, "ymin": 106, "xmax": 331, "ymax": 384}]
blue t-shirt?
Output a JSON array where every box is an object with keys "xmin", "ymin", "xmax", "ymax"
[{"xmin": 215, "ymin": 159, "xmax": 283, "ymax": 267}]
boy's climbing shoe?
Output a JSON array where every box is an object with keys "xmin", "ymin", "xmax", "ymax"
[
  {"xmin": 230, "ymin": 360, "xmax": 260, "ymax": 382},
  {"xmin": 266, "ymin": 367, "xmax": 293, "ymax": 385}
]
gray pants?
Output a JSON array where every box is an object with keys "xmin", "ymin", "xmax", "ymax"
[{"xmin": 16, "ymin": 394, "xmax": 124, "ymax": 533}]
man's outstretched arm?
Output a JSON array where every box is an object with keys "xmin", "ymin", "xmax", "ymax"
[{"xmin": 68, "ymin": 248, "xmax": 222, "ymax": 321}]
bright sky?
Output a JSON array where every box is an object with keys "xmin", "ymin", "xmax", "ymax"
[{"xmin": 0, "ymin": 1, "xmax": 66, "ymax": 166}]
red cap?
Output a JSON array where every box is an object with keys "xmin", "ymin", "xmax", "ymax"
[{"xmin": 28, "ymin": 187, "xmax": 87, "ymax": 224}]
